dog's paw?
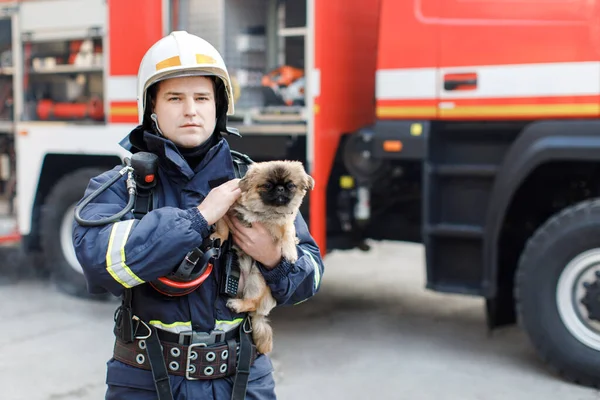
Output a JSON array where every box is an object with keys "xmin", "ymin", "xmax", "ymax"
[
  {"xmin": 226, "ymin": 298, "xmax": 243, "ymax": 313},
  {"xmin": 282, "ymin": 245, "xmax": 298, "ymax": 264},
  {"xmin": 227, "ymin": 298, "xmax": 255, "ymax": 313}
]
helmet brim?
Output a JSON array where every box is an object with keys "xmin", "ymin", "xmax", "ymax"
[{"xmin": 142, "ymin": 68, "xmax": 235, "ymax": 117}]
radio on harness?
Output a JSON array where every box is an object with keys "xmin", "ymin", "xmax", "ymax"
[{"xmin": 220, "ymin": 238, "xmax": 241, "ymax": 297}]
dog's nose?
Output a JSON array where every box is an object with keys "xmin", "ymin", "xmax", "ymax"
[{"xmin": 276, "ymin": 185, "xmax": 285, "ymax": 194}]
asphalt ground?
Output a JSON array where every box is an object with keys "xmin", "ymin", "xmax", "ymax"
[{"xmin": 1, "ymin": 240, "xmax": 599, "ymax": 400}]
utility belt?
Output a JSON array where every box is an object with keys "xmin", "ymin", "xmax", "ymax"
[
  {"xmin": 113, "ymin": 323, "xmax": 257, "ymax": 381},
  {"xmin": 113, "ymin": 290, "xmax": 255, "ymax": 400}
]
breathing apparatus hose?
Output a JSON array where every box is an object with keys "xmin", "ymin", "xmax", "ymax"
[
  {"xmin": 74, "ymin": 161, "xmax": 137, "ymax": 227},
  {"xmin": 72, "ymin": 150, "xmax": 221, "ymax": 298}
]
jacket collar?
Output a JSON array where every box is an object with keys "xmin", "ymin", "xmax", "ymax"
[{"xmin": 119, "ymin": 125, "xmax": 235, "ymax": 182}]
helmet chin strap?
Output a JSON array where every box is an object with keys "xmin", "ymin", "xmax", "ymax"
[
  {"xmin": 150, "ymin": 113, "xmax": 165, "ymax": 137},
  {"xmin": 215, "ymin": 111, "xmax": 241, "ymax": 137}
]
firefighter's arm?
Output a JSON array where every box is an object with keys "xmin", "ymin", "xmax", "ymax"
[
  {"xmin": 72, "ymin": 166, "xmax": 210, "ymax": 297},
  {"xmin": 257, "ymin": 213, "xmax": 325, "ymax": 306}
]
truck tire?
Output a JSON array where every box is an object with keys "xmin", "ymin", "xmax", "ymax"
[
  {"xmin": 516, "ymin": 199, "xmax": 600, "ymax": 388},
  {"xmin": 40, "ymin": 168, "xmax": 110, "ymax": 301}
]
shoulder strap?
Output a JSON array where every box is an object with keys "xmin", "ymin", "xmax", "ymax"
[
  {"xmin": 230, "ymin": 150, "xmax": 253, "ymax": 179},
  {"xmin": 133, "ymin": 190, "xmax": 153, "ymax": 219},
  {"xmin": 114, "ymin": 288, "xmax": 135, "ymax": 343},
  {"xmin": 132, "ymin": 169, "xmax": 158, "ymax": 219}
]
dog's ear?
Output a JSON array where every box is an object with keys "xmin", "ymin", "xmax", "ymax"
[
  {"xmin": 237, "ymin": 163, "xmax": 257, "ymax": 193},
  {"xmin": 304, "ymin": 174, "xmax": 315, "ymax": 191},
  {"xmin": 239, "ymin": 175, "xmax": 250, "ymax": 192}
]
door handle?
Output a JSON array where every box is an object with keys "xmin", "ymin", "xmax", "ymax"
[{"xmin": 444, "ymin": 72, "xmax": 477, "ymax": 91}]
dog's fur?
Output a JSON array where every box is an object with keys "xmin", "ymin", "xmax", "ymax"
[{"xmin": 211, "ymin": 160, "xmax": 314, "ymax": 354}]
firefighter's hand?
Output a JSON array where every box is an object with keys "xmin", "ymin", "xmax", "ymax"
[
  {"xmin": 197, "ymin": 179, "xmax": 241, "ymax": 226},
  {"xmin": 224, "ymin": 214, "xmax": 282, "ymax": 269}
]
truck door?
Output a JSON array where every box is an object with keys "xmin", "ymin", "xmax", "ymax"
[
  {"xmin": 375, "ymin": 0, "xmax": 440, "ymax": 120},
  {"xmin": 437, "ymin": 0, "xmax": 600, "ymax": 120}
]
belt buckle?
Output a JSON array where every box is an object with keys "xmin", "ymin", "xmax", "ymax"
[
  {"xmin": 178, "ymin": 330, "xmax": 226, "ymax": 346},
  {"xmin": 186, "ymin": 342, "xmax": 206, "ymax": 380}
]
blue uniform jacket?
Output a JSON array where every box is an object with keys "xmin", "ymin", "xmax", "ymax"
[{"xmin": 72, "ymin": 127, "xmax": 325, "ymax": 398}]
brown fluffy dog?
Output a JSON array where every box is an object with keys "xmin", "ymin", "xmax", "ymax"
[{"xmin": 211, "ymin": 160, "xmax": 314, "ymax": 354}]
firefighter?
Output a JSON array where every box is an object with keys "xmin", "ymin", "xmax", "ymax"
[{"xmin": 72, "ymin": 31, "xmax": 324, "ymax": 400}]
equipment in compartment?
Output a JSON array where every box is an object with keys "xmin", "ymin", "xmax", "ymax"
[
  {"xmin": 36, "ymin": 97, "xmax": 104, "ymax": 121},
  {"xmin": 23, "ymin": 37, "xmax": 104, "ymax": 122},
  {"xmin": 0, "ymin": 83, "xmax": 13, "ymax": 122},
  {"xmin": 0, "ymin": 17, "xmax": 13, "ymax": 123},
  {"xmin": 190, "ymin": 0, "xmax": 307, "ymax": 120},
  {"xmin": 261, "ymin": 65, "xmax": 305, "ymax": 106}
]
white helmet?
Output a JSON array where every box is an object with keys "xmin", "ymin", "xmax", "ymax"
[{"xmin": 136, "ymin": 31, "xmax": 236, "ymax": 126}]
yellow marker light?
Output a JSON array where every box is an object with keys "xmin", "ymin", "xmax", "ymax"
[
  {"xmin": 410, "ymin": 123, "xmax": 423, "ymax": 136},
  {"xmin": 339, "ymin": 175, "xmax": 354, "ymax": 189},
  {"xmin": 383, "ymin": 140, "xmax": 403, "ymax": 152}
]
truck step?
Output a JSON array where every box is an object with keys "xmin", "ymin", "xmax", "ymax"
[
  {"xmin": 425, "ymin": 223, "xmax": 484, "ymax": 238},
  {"xmin": 429, "ymin": 164, "xmax": 498, "ymax": 177}
]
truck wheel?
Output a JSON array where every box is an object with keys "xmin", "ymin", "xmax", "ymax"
[
  {"xmin": 41, "ymin": 168, "xmax": 109, "ymax": 301},
  {"xmin": 516, "ymin": 199, "xmax": 600, "ymax": 388}
]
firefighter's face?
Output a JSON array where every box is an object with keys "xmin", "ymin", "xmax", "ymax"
[{"xmin": 153, "ymin": 76, "xmax": 217, "ymax": 148}]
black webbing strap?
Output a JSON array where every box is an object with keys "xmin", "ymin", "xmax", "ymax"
[
  {"xmin": 114, "ymin": 289, "xmax": 134, "ymax": 343},
  {"xmin": 133, "ymin": 191, "xmax": 153, "ymax": 219},
  {"xmin": 114, "ymin": 289, "xmax": 173, "ymax": 399},
  {"xmin": 231, "ymin": 317, "xmax": 253, "ymax": 400},
  {"xmin": 231, "ymin": 150, "xmax": 253, "ymax": 179},
  {"xmin": 171, "ymin": 245, "xmax": 220, "ymax": 280},
  {"xmin": 146, "ymin": 325, "xmax": 174, "ymax": 400}
]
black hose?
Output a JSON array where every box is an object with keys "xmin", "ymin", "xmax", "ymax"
[{"xmin": 74, "ymin": 165, "xmax": 137, "ymax": 227}]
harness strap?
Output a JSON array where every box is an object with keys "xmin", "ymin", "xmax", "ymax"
[
  {"xmin": 231, "ymin": 150, "xmax": 253, "ymax": 179},
  {"xmin": 226, "ymin": 338, "xmax": 238, "ymax": 376},
  {"xmin": 146, "ymin": 325, "xmax": 174, "ymax": 400},
  {"xmin": 231, "ymin": 317, "xmax": 253, "ymax": 400},
  {"xmin": 133, "ymin": 190, "xmax": 153, "ymax": 219},
  {"xmin": 114, "ymin": 289, "xmax": 134, "ymax": 343},
  {"xmin": 114, "ymin": 289, "xmax": 174, "ymax": 400},
  {"xmin": 172, "ymin": 245, "xmax": 220, "ymax": 280}
]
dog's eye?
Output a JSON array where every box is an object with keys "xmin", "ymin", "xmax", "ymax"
[
  {"xmin": 286, "ymin": 183, "xmax": 296, "ymax": 190},
  {"xmin": 262, "ymin": 183, "xmax": 273, "ymax": 190}
]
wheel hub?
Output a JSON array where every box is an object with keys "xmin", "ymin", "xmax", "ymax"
[
  {"xmin": 581, "ymin": 271, "xmax": 600, "ymax": 322},
  {"xmin": 556, "ymin": 248, "xmax": 600, "ymax": 351}
]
